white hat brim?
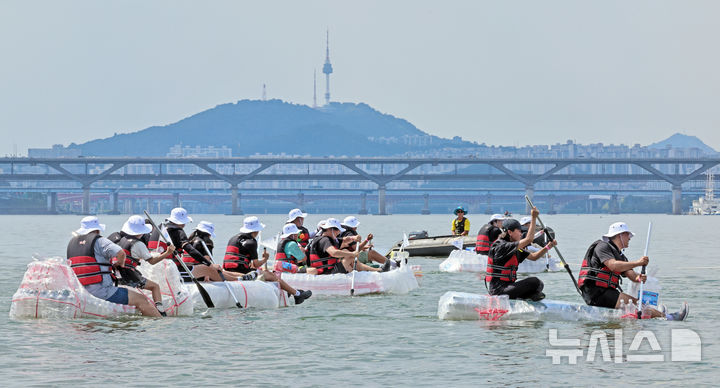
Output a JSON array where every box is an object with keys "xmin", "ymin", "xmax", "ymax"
[
  {"xmin": 287, "ymin": 213, "xmax": 308, "ymax": 222},
  {"xmin": 121, "ymin": 222, "xmax": 152, "ymax": 236},
  {"xmin": 168, "ymin": 215, "xmax": 193, "ymax": 224},
  {"xmin": 197, "ymin": 226, "xmax": 216, "ymax": 238},
  {"xmin": 239, "ymin": 223, "xmax": 265, "ymax": 234},
  {"xmin": 75, "ymin": 223, "xmax": 106, "ymax": 235}
]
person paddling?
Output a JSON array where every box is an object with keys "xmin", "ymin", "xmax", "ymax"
[
  {"xmin": 287, "ymin": 208, "xmax": 312, "ymax": 250},
  {"xmin": 339, "ymin": 216, "xmax": 395, "ymax": 270},
  {"xmin": 309, "ymin": 218, "xmax": 389, "ymax": 274},
  {"xmin": 183, "ymin": 221, "xmax": 242, "ymax": 282},
  {"xmin": 66, "ymin": 216, "xmax": 161, "ymax": 317},
  {"xmin": 485, "ymin": 208, "xmax": 556, "ymax": 301},
  {"xmin": 223, "ymin": 216, "xmax": 312, "ymax": 304},
  {"xmin": 475, "ymin": 214, "xmax": 505, "ymax": 255},
  {"xmin": 162, "ymin": 208, "xmax": 227, "ymax": 283},
  {"xmin": 275, "ymin": 223, "xmax": 309, "ymax": 273},
  {"xmin": 108, "ymin": 215, "xmax": 176, "ymax": 315},
  {"xmin": 579, "ymin": 222, "xmax": 688, "ymax": 320},
  {"xmin": 452, "ymin": 206, "xmax": 470, "ymax": 236}
]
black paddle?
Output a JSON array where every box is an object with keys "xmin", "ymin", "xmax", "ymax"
[
  {"xmin": 524, "ymin": 196, "xmax": 582, "ymax": 296},
  {"xmin": 200, "ymin": 240, "xmax": 243, "ymax": 308},
  {"xmin": 144, "ymin": 211, "xmax": 215, "ymax": 308}
]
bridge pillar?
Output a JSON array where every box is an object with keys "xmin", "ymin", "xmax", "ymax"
[
  {"xmin": 82, "ymin": 187, "xmax": 91, "ymax": 215},
  {"xmin": 109, "ymin": 191, "xmax": 120, "ymax": 214},
  {"xmin": 672, "ymin": 185, "xmax": 682, "ymax": 215},
  {"xmin": 548, "ymin": 194, "xmax": 557, "ymax": 215},
  {"xmin": 610, "ymin": 194, "xmax": 620, "ymax": 214},
  {"xmin": 231, "ymin": 186, "xmax": 243, "ymax": 215},
  {"xmin": 297, "ymin": 193, "xmax": 305, "ymax": 209},
  {"xmin": 377, "ymin": 184, "xmax": 387, "ymax": 215},
  {"xmin": 47, "ymin": 192, "xmax": 57, "ymax": 214},
  {"xmin": 525, "ymin": 185, "xmax": 535, "ymax": 214},
  {"xmin": 421, "ymin": 193, "xmax": 430, "ymax": 214},
  {"xmin": 359, "ymin": 192, "xmax": 368, "ymax": 215},
  {"xmin": 173, "ymin": 193, "xmax": 180, "ymax": 208}
]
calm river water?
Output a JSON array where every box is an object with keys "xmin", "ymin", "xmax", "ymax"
[{"xmin": 0, "ymin": 213, "xmax": 717, "ymax": 387}]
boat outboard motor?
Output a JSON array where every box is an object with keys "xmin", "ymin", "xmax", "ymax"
[{"xmin": 408, "ymin": 231, "xmax": 428, "ymax": 240}]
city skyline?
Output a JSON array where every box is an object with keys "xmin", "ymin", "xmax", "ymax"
[{"xmin": 2, "ymin": 1, "xmax": 720, "ymax": 155}]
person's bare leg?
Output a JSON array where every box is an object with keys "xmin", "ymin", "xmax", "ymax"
[
  {"xmin": 260, "ymin": 270, "xmax": 298, "ymax": 295},
  {"xmin": 341, "ymin": 257, "xmax": 380, "ymax": 272},
  {"xmin": 128, "ymin": 289, "xmax": 162, "ymax": 317},
  {"xmin": 615, "ymin": 292, "xmax": 663, "ymax": 318},
  {"xmin": 305, "ymin": 267, "xmax": 318, "ymax": 275},
  {"xmin": 368, "ymin": 250, "xmax": 387, "ymax": 264},
  {"xmin": 143, "ymin": 280, "xmax": 162, "ymax": 304}
]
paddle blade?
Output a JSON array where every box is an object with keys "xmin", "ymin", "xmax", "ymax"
[{"xmin": 194, "ymin": 279, "xmax": 215, "ymax": 308}]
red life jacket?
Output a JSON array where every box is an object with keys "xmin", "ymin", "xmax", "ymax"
[
  {"xmin": 308, "ymin": 236, "xmax": 338, "ymax": 274},
  {"xmin": 476, "ymin": 224, "xmax": 493, "ymax": 254},
  {"xmin": 578, "ymin": 240, "xmax": 623, "ymax": 290},
  {"xmin": 485, "ymin": 246, "xmax": 519, "ymax": 283},
  {"xmin": 117, "ymin": 235, "xmax": 143, "ymax": 268},
  {"xmin": 297, "ymin": 225, "xmax": 310, "ymax": 248},
  {"xmin": 147, "ymin": 227, "xmax": 168, "ymax": 252},
  {"xmin": 223, "ymin": 233, "xmax": 254, "ymax": 273},
  {"xmin": 67, "ymin": 233, "xmax": 113, "ymax": 286},
  {"xmin": 275, "ymin": 237, "xmax": 295, "ymax": 262}
]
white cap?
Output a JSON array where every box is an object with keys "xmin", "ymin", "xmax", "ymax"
[
  {"xmin": 168, "ymin": 207, "xmax": 193, "ymax": 225},
  {"xmin": 281, "ymin": 223, "xmax": 300, "ymax": 238},
  {"xmin": 602, "ymin": 222, "xmax": 635, "ymax": 241},
  {"xmin": 316, "ymin": 219, "xmax": 326, "ymax": 230},
  {"xmin": 196, "ymin": 221, "xmax": 216, "ymax": 238},
  {"xmin": 342, "ymin": 216, "xmax": 360, "ymax": 228},
  {"xmin": 287, "ymin": 208, "xmax": 308, "ymax": 222},
  {"xmin": 490, "ymin": 214, "xmax": 505, "ymax": 222},
  {"xmin": 320, "ymin": 218, "xmax": 345, "ymax": 233},
  {"xmin": 519, "ymin": 216, "xmax": 532, "ymax": 226},
  {"xmin": 75, "ymin": 216, "xmax": 106, "ymax": 235},
  {"xmin": 239, "ymin": 216, "xmax": 266, "ymax": 233},
  {"xmin": 121, "ymin": 215, "xmax": 152, "ymax": 236}
]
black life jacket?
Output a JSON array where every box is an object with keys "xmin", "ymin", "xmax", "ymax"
[
  {"xmin": 475, "ymin": 224, "xmax": 494, "ymax": 254},
  {"xmin": 66, "ymin": 233, "xmax": 112, "ymax": 286},
  {"xmin": 147, "ymin": 226, "xmax": 168, "ymax": 252},
  {"xmin": 107, "ymin": 231, "xmax": 143, "ymax": 268},
  {"xmin": 338, "ymin": 229, "xmax": 359, "ymax": 251},
  {"xmin": 223, "ymin": 233, "xmax": 255, "ymax": 273},
  {"xmin": 308, "ymin": 235, "xmax": 339, "ymax": 274},
  {"xmin": 485, "ymin": 240, "xmax": 519, "ymax": 284},
  {"xmin": 275, "ymin": 237, "xmax": 297, "ymax": 262},
  {"xmin": 453, "ymin": 217, "xmax": 468, "ymax": 234},
  {"xmin": 578, "ymin": 240, "xmax": 624, "ymax": 290}
]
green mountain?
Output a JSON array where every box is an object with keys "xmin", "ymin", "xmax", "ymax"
[{"xmin": 70, "ymin": 100, "xmax": 466, "ymax": 157}]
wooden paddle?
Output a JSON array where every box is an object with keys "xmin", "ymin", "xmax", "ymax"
[
  {"xmin": 524, "ymin": 196, "xmax": 582, "ymax": 296},
  {"xmin": 200, "ymin": 240, "xmax": 243, "ymax": 308},
  {"xmin": 350, "ymin": 236, "xmax": 362, "ymax": 296},
  {"xmin": 144, "ymin": 211, "xmax": 215, "ymax": 308},
  {"xmin": 637, "ymin": 221, "xmax": 652, "ymax": 319}
]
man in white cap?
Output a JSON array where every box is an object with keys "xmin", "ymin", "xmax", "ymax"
[
  {"xmin": 475, "ymin": 214, "xmax": 505, "ymax": 255},
  {"xmin": 286, "ymin": 208, "xmax": 311, "ymax": 250},
  {"xmin": 66, "ymin": 216, "xmax": 161, "ymax": 317},
  {"xmin": 308, "ymin": 218, "xmax": 388, "ymax": 275},
  {"xmin": 182, "ymin": 221, "xmax": 242, "ymax": 282},
  {"xmin": 162, "ymin": 207, "xmax": 221, "ymax": 282},
  {"xmin": 108, "ymin": 215, "xmax": 177, "ymax": 315},
  {"xmin": 275, "ymin": 223, "xmax": 308, "ymax": 272},
  {"xmin": 223, "ymin": 216, "xmax": 312, "ymax": 304},
  {"xmin": 339, "ymin": 216, "xmax": 394, "ymax": 270},
  {"xmin": 579, "ymin": 222, "xmax": 688, "ymax": 320}
]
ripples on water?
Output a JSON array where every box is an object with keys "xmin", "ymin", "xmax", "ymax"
[{"xmin": 1, "ymin": 214, "xmax": 717, "ymax": 386}]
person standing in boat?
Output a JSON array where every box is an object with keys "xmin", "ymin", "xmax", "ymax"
[
  {"xmin": 309, "ymin": 218, "xmax": 390, "ymax": 275},
  {"xmin": 451, "ymin": 206, "xmax": 470, "ymax": 236},
  {"xmin": 107, "ymin": 215, "xmax": 177, "ymax": 315},
  {"xmin": 579, "ymin": 222, "xmax": 688, "ymax": 320},
  {"xmin": 286, "ymin": 208, "xmax": 312, "ymax": 250},
  {"xmin": 275, "ymin": 223, "xmax": 309, "ymax": 273},
  {"xmin": 475, "ymin": 214, "xmax": 505, "ymax": 255},
  {"xmin": 223, "ymin": 216, "xmax": 312, "ymax": 304},
  {"xmin": 163, "ymin": 208, "xmax": 228, "ymax": 283},
  {"xmin": 66, "ymin": 216, "xmax": 161, "ymax": 317},
  {"xmin": 485, "ymin": 208, "xmax": 556, "ymax": 301},
  {"xmin": 339, "ymin": 216, "xmax": 395, "ymax": 270}
]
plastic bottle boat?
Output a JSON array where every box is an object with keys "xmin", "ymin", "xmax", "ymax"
[
  {"xmin": 438, "ymin": 250, "xmax": 564, "ymax": 273},
  {"xmin": 10, "ymin": 257, "xmax": 192, "ymax": 319},
  {"xmin": 184, "ymin": 279, "xmax": 293, "ymax": 309},
  {"xmin": 437, "ymin": 291, "xmax": 640, "ymax": 321},
  {"xmin": 277, "ymin": 263, "xmax": 421, "ymax": 296}
]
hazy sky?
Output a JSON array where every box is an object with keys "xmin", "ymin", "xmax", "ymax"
[{"xmin": 2, "ymin": 0, "xmax": 719, "ymax": 156}]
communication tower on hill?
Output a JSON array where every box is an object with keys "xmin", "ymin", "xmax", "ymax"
[
  {"xmin": 322, "ymin": 30, "xmax": 333, "ymax": 105},
  {"xmin": 262, "ymin": 83, "xmax": 267, "ymax": 101}
]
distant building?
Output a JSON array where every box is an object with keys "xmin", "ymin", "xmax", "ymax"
[{"xmin": 28, "ymin": 144, "xmax": 81, "ymax": 158}]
